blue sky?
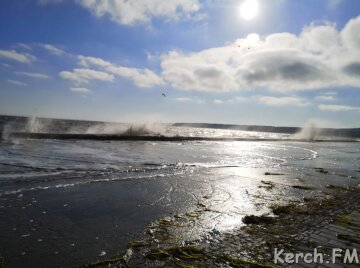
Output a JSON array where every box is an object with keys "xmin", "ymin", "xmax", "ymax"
[{"xmin": 0, "ymin": 0, "xmax": 359, "ymax": 127}]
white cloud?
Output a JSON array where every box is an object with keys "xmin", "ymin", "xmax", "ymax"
[
  {"xmin": 7, "ymin": 80, "xmax": 27, "ymax": 86},
  {"xmin": 171, "ymin": 97, "xmax": 204, "ymax": 104},
  {"xmin": 15, "ymin": 72, "xmax": 50, "ymax": 79},
  {"xmin": 69, "ymin": 87, "xmax": 91, "ymax": 93},
  {"xmin": 258, "ymin": 96, "xmax": 310, "ymax": 107},
  {"xmin": 105, "ymin": 65, "xmax": 164, "ymax": 88},
  {"xmin": 173, "ymin": 97, "xmax": 192, "ymax": 102},
  {"xmin": 341, "ymin": 16, "xmax": 360, "ymax": 53},
  {"xmin": 1, "ymin": 63, "xmax": 11, "ymax": 68},
  {"xmin": 319, "ymin": 104, "xmax": 360, "ymax": 112},
  {"xmin": 41, "ymin": 44, "xmax": 65, "ymax": 56},
  {"xmin": 213, "ymin": 99, "xmax": 224, "ymax": 104},
  {"xmin": 314, "ymin": 95, "xmax": 335, "ymax": 101},
  {"xmin": 17, "ymin": 43, "xmax": 32, "ymax": 51},
  {"xmin": 59, "ymin": 68, "xmax": 114, "ymax": 84},
  {"xmin": 78, "ymin": 55, "xmax": 112, "ymax": 67},
  {"xmin": 75, "ymin": 55, "xmax": 164, "ymax": 88},
  {"xmin": 75, "ymin": 0, "xmax": 201, "ymax": 26},
  {"xmin": 160, "ymin": 16, "xmax": 360, "ymax": 93},
  {"xmin": 0, "ymin": 50, "xmax": 36, "ymax": 64}
]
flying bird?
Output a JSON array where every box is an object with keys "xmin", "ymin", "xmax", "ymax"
[{"xmin": 162, "ymin": 93, "xmax": 166, "ymax": 97}]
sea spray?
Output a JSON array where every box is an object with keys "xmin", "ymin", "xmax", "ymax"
[
  {"xmin": 84, "ymin": 122, "xmax": 166, "ymax": 136},
  {"xmin": 26, "ymin": 117, "xmax": 51, "ymax": 133},
  {"xmin": 292, "ymin": 123, "xmax": 319, "ymax": 141}
]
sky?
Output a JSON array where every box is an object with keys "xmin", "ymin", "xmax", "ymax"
[{"xmin": 0, "ymin": 0, "xmax": 359, "ymax": 127}]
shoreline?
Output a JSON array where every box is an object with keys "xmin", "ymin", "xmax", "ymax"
[
  {"xmin": 85, "ymin": 184, "xmax": 360, "ymax": 268},
  {"xmin": 6, "ymin": 132, "xmax": 359, "ymax": 143}
]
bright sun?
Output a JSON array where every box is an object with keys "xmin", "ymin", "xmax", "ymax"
[{"xmin": 240, "ymin": 0, "xmax": 259, "ymax": 20}]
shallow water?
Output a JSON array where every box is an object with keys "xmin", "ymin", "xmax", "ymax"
[{"xmin": 0, "ymin": 128, "xmax": 359, "ymax": 267}]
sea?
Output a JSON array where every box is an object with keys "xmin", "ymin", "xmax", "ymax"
[{"xmin": 0, "ymin": 115, "xmax": 359, "ymax": 267}]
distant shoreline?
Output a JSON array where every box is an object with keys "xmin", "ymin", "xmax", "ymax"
[
  {"xmin": 1, "ymin": 114, "xmax": 360, "ymax": 138},
  {"xmin": 6, "ymin": 132, "xmax": 359, "ymax": 142}
]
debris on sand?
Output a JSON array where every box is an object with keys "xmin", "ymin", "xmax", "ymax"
[{"xmin": 242, "ymin": 215, "xmax": 275, "ymax": 225}]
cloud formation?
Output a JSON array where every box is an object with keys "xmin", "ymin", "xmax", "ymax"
[
  {"xmin": 258, "ymin": 96, "xmax": 309, "ymax": 107},
  {"xmin": 59, "ymin": 68, "xmax": 115, "ymax": 84},
  {"xmin": 69, "ymin": 87, "xmax": 91, "ymax": 93},
  {"xmin": 319, "ymin": 104, "xmax": 360, "ymax": 112},
  {"xmin": 15, "ymin": 72, "xmax": 50, "ymax": 79},
  {"xmin": 8, "ymin": 79, "xmax": 27, "ymax": 86},
  {"xmin": 41, "ymin": 44, "xmax": 66, "ymax": 56},
  {"xmin": 106, "ymin": 65, "xmax": 164, "ymax": 88},
  {"xmin": 76, "ymin": 0, "xmax": 201, "ymax": 26},
  {"xmin": 72, "ymin": 55, "xmax": 164, "ymax": 88},
  {"xmin": 160, "ymin": 16, "xmax": 360, "ymax": 93},
  {"xmin": 0, "ymin": 49, "xmax": 36, "ymax": 64}
]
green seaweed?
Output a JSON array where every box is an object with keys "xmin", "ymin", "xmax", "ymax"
[
  {"xmin": 334, "ymin": 214, "xmax": 353, "ymax": 227},
  {"xmin": 173, "ymin": 258, "xmax": 202, "ymax": 268},
  {"xmin": 270, "ymin": 204, "xmax": 306, "ymax": 215},
  {"xmin": 334, "ymin": 214, "xmax": 360, "ymax": 230},
  {"xmin": 146, "ymin": 245, "xmax": 205, "ymax": 261}
]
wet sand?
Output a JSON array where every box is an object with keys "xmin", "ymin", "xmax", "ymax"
[{"xmin": 1, "ymin": 166, "xmax": 358, "ymax": 267}]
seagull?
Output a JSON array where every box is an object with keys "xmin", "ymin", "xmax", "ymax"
[{"xmin": 162, "ymin": 93, "xmax": 166, "ymax": 97}]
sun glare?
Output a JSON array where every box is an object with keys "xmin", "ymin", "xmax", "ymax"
[{"xmin": 240, "ymin": 0, "xmax": 259, "ymax": 20}]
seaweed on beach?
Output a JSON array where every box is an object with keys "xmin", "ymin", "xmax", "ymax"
[
  {"xmin": 291, "ymin": 185, "xmax": 314, "ymax": 190},
  {"xmin": 128, "ymin": 240, "xmax": 151, "ymax": 249},
  {"xmin": 146, "ymin": 245, "xmax": 206, "ymax": 261},
  {"xmin": 85, "ymin": 255, "xmax": 124, "ymax": 268},
  {"xmin": 334, "ymin": 213, "xmax": 353, "ymax": 227},
  {"xmin": 264, "ymin": 172, "xmax": 284, "ymax": 176},
  {"xmin": 314, "ymin": 168, "xmax": 329, "ymax": 174},
  {"xmin": 242, "ymin": 215, "xmax": 275, "ymax": 225},
  {"xmin": 334, "ymin": 213, "xmax": 360, "ymax": 230},
  {"xmin": 259, "ymin": 181, "xmax": 276, "ymax": 190},
  {"xmin": 326, "ymin": 184, "xmax": 348, "ymax": 190},
  {"xmin": 270, "ymin": 204, "xmax": 307, "ymax": 215}
]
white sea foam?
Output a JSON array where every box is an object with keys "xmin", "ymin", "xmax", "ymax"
[{"xmin": 292, "ymin": 122, "xmax": 319, "ymax": 141}]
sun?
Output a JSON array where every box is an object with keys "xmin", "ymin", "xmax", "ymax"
[{"xmin": 240, "ymin": 0, "xmax": 259, "ymax": 20}]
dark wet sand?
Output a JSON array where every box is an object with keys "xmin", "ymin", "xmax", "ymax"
[
  {"xmin": 0, "ymin": 175, "xmax": 204, "ymax": 268},
  {"xmin": 0, "ymin": 166, "xmax": 358, "ymax": 267}
]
